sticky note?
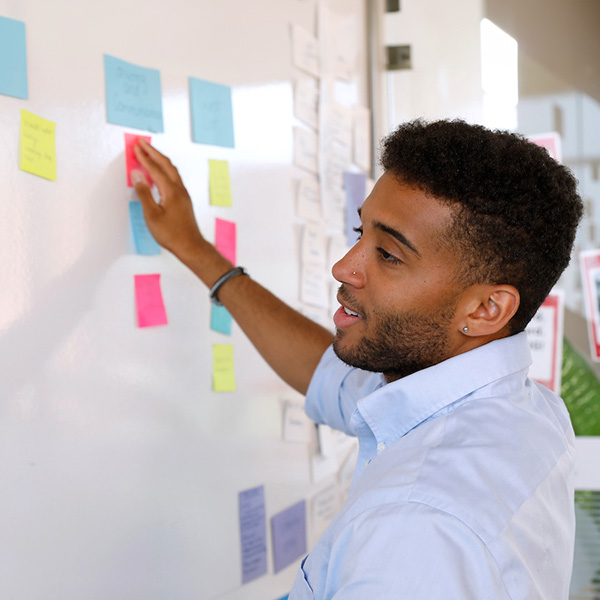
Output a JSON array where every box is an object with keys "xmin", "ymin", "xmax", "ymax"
[
  {"xmin": 125, "ymin": 133, "xmax": 152, "ymax": 187},
  {"xmin": 189, "ymin": 77, "xmax": 235, "ymax": 148},
  {"xmin": 129, "ymin": 202, "xmax": 160, "ymax": 255},
  {"xmin": 271, "ymin": 500, "xmax": 307, "ymax": 573},
  {"xmin": 20, "ymin": 109, "xmax": 56, "ymax": 181},
  {"xmin": 293, "ymin": 127, "xmax": 318, "ymax": 174},
  {"xmin": 134, "ymin": 274, "xmax": 168, "ymax": 328},
  {"xmin": 0, "ymin": 16, "xmax": 27, "ymax": 99},
  {"xmin": 213, "ymin": 344, "xmax": 235, "ymax": 391},
  {"xmin": 215, "ymin": 218, "xmax": 236, "ymax": 265},
  {"xmin": 104, "ymin": 55, "xmax": 164, "ymax": 132},
  {"xmin": 291, "ymin": 25, "xmax": 320, "ymax": 79},
  {"xmin": 344, "ymin": 172, "xmax": 367, "ymax": 246},
  {"xmin": 211, "ymin": 305, "xmax": 233, "ymax": 335},
  {"xmin": 208, "ymin": 159, "xmax": 232, "ymax": 206},
  {"xmin": 239, "ymin": 486, "xmax": 268, "ymax": 584}
]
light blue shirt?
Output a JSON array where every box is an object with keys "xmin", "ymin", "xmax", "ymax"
[{"xmin": 291, "ymin": 333, "xmax": 575, "ymax": 599}]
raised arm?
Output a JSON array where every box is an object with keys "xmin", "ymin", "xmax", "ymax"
[{"xmin": 131, "ymin": 139, "xmax": 333, "ymax": 394}]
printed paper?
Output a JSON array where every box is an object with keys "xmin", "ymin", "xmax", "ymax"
[
  {"xmin": 296, "ymin": 177, "xmax": 322, "ymax": 222},
  {"xmin": 294, "ymin": 127, "xmax": 318, "ymax": 174},
  {"xmin": 239, "ymin": 486, "xmax": 267, "ymax": 584},
  {"xmin": 271, "ymin": 500, "xmax": 307, "ymax": 573},
  {"xmin": 291, "ymin": 25, "xmax": 320, "ymax": 78}
]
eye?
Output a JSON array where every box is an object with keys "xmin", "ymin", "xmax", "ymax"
[
  {"xmin": 377, "ymin": 247, "xmax": 402, "ymax": 265},
  {"xmin": 353, "ymin": 226, "xmax": 363, "ymax": 241}
]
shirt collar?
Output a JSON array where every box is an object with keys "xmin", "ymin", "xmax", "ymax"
[{"xmin": 355, "ymin": 332, "xmax": 532, "ymax": 447}]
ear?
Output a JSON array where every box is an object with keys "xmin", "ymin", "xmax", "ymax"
[{"xmin": 459, "ymin": 285, "xmax": 520, "ymax": 337}]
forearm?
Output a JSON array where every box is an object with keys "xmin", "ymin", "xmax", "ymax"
[{"xmin": 182, "ymin": 239, "xmax": 334, "ymax": 395}]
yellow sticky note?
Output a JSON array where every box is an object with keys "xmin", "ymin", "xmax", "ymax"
[
  {"xmin": 209, "ymin": 159, "xmax": 232, "ymax": 206},
  {"xmin": 213, "ymin": 343, "xmax": 236, "ymax": 392},
  {"xmin": 20, "ymin": 109, "xmax": 57, "ymax": 181}
]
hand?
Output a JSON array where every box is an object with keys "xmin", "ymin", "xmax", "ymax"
[{"xmin": 131, "ymin": 139, "xmax": 206, "ymax": 261}]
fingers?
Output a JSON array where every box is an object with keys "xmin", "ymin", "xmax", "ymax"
[
  {"xmin": 131, "ymin": 170, "xmax": 161, "ymax": 219},
  {"xmin": 134, "ymin": 139, "xmax": 182, "ymax": 185}
]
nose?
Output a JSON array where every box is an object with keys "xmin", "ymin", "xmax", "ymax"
[{"xmin": 332, "ymin": 244, "xmax": 365, "ymax": 287}]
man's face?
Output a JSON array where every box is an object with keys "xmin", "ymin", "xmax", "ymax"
[{"xmin": 332, "ymin": 171, "xmax": 466, "ymax": 382}]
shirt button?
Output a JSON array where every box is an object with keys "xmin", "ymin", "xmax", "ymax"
[{"xmin": 377, "ymin": 442, "xmax": 386, "ymax": 452}]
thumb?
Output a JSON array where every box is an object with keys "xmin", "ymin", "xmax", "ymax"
[{"xmin": 131, "ymin": 170, "xmax": 160, "ymax": 219}]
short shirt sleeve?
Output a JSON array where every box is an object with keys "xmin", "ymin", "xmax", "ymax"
[{"xmin": 304, "ymin": 346, "xmax": 384, "ymax": 436}]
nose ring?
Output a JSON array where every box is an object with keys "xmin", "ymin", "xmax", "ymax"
[{"xmin": 353, "ymin": 271, "xmax": 356, "ymax": 275}]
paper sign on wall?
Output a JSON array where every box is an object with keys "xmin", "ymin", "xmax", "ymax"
[
  {"xmin": 344, "ymin": 172, "xmax": 367, "ymax": 247},
  {"xmin": 0, "ymin": 16, "xmax": 28, "ymax": 99},
  {"xmin": 134, "ymin": 274, "xmax": 168, "ymax": 328},
  {"xmin": 294, "ymin": 76, "xmax": 319, "ymax": 130},
  {"xmin": 124, "ymin": 133, "xmax": 152, "ymax": 187},
  {"xmin": 213, "ymin": 344, "xmax": 236, "ymax": 391},
  {"xmin": 20, "ymin": 109, "xmax": 56, "ymax": 181},
  {"xmin": 296, "ymin": 177, "xmax": 322, "ymax": 222},
  {"xmin": 129, "ymin": 202, "xmax": 160, "ymax": 255},
  {"xmin": 208, "ymin": 159, "xmax": 233, "ymax": 206},
  {"xmin": 271, "ymin": 500, "xmax": 307, "ymax": 573},
  {"xmin": 580, "ymin": 250, "xmax": 600, "ymax": 362},
  {"xmin": 190, "ymin": 77, "xmax": 235, "ymax": 148},
  {"xmin": 526, "ymin": 290, "xmax": 565, "ymax": 394},
  {"xmin": 215, "ymin": 218, "xmax": 236, "ymax": 265},
  {"xmin": 294, "ymin": 127, "xmax": 318, "ymax": 174},
  {"xmin": 291, "ymin": 25, "xmax": 320, "ymax": 78},
  {"xmin": 104, "ymin": 55, "xmax": 164, "ymax": 133},
  {"xmin": 239, "ymin": 485, "xmax": 267, "ymax": 584}
]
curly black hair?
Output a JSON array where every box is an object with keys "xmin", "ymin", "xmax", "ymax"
[{"xmin": 380, "ymin": 119, "xmax": 583, "ymax": 334}]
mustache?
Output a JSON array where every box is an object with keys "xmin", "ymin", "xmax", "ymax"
[{"xmin": 338, "ymin": 284, "xmax": 367, "ymax": 318}]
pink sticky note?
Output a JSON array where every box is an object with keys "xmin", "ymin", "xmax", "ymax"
[
  {"xmin": 125, "ymin": 133, "xmax": 153, "ymax": 187},
  {"xmin": 134, "ymin": 274, "xmax": 168, "ymax": 328},
  {"xmin": 215, "ymin": 218, "xmax": 236, "ymax": 265}
]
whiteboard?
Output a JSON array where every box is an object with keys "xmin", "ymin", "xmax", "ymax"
[{"xmin": 0, "ymin": 1, "xmax": 373, "ymax": 598}]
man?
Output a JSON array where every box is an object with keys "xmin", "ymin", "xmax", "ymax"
[{"xmin": 132, "ymin": 119, "xmax": 583, "ymax": 599}]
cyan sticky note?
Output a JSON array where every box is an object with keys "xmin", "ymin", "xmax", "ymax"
[
  {"xmin": 189, "ymin": 77, "xmax": 235, "ymax": 148},
  {"xmin": 211, "ymin": 305, "xmax": 233, "ymax": 335},
  {"xmin": 129, "ymin": 202, "xmax": 160, "ymax": 255},
  {"xmin": 104, "ymin": 55, "xmax": 164, "ymax": 132},
  {"xmin": 0, "ymin": 16, "xmax": 27, "ymax": 99}
]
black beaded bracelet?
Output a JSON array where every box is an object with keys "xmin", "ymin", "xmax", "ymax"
[{"xmin": 209, "ymin": 266, "xmax": 248, "ymax": 306}]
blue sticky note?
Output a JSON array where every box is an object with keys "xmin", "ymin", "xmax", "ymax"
[
  {"xmin": 239, "ymin": 486, "xmax": 267, "ymax": 584},
  {"xmin": 0, "ymin": 16, "xmax": 27, "ymax": 99},
  {"xmin": 344, "ymin": 172, "xmax": 367, "ymax": 247},
  {"xmin": 271, "ymin": 500, "xmax": 306, "ymax": 573},
  {"xmin": 211, "ymin": 304, "xmax": 233, "ymax": 335},
  {"xmin": 189, "ymin": 77, "xmax": 235, "ymax": 148},
  {"xmin": 104, "ymin": 55, "xmax": 164, "ymax": 132},
  {"xmin": 275, "ymin": 596, "xmax": 289, "ymax": 600},
  {"xmin": 129, "ymin": 202, "xmax": 160, "ymax": 255}
]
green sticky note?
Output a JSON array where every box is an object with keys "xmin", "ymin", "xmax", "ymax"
[
  {"xmin": 209, "ymin": 159, "xmax": 232, "ymax": 206},
  {"xmin": 20, "ymin": 109, "xmax": 56, "ymax": 181},
  {"xmin": 213, "ymin": 344, "xmax": 236, "ymax": 392}
]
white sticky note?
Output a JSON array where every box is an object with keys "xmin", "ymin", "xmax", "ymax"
[
  {"xmin": 294, "ymin": 76, "xmax": 319, "ymax": 130},
  {"xmin": 317, "ymin": 424, "xmax": 336, "ymax": 458},
  {"xmin": 282, "ymin": 402, "xmax": 313, "ymax": 443},
  {"xmin": 322, "ymin": 187, "xmax": 346, "ymax": 230},
  {"xmin": 296, "ymin": 177, "xmax": 322, "ymax": 222},
  {"xmin": 300, "ymin": 263, "xmax": 330, "ymax": 309},
  {"xmin": 302, "ymin": 223, "xmax": 327, "ymax": 267},
  {"xmin": 291, "ymin": 25, "xmax": 320, "ymax": 78},
  {"xmin": 294, "ymin": 127, "xmax": 318, "ymax": 174},
  {"xmin": 323, "ymin": 103, "xmax": 352, "ymax": 147}
]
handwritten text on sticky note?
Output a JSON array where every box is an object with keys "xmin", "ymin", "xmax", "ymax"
[
  {"xmin": 129, "ymin": 202, "xmax": 160, "ymax": 255},
  {"xmin": 213, "ymin": 344, "xmax": 236, "ymax": 391},
  {"xmin": 134, "ymin": 274, "xmax": 168, "ymax": 328},
  {"xmin": 208, "ymin": 159, "xmax": 232, "ymax": 206},
  {"xmin": 20, "ymin": 109, "xmax": 56, "ymax": 181},
  {"xmin": 189, "ymin": 77, "xmax": 235, "ymax": 148}
]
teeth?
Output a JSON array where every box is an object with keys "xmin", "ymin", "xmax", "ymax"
[{"xmin": 343, "ymin": 306, "xmax": 360, "ymax": 317}]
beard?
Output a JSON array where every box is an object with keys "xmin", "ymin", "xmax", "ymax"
[{"xmin": 332, "ymin": 287, "xmax": 458, "ymax": 382}]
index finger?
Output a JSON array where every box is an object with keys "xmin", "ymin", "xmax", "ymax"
[{"xmin": 135, "ymin": 139, "xmax": 183, "ymax": 185}]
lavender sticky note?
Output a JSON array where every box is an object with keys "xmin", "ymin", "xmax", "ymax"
[
  {"xmin": 239, "ymin": 485, "xmax": 267, "ymax": 584},
  {"xmin": 129, "ymin": 202, "xmax": 160, "ymax": 255},
  {"xmin": 271, "ymin": 500, "xmax": 306, "ymax": 573},
  {"xmin": 344, "ymin": 172, "xmax": 367, "ymax": 247},
  {"xmin": 211, "ymin": 304, "xmax": 233, "ymax": 335}
]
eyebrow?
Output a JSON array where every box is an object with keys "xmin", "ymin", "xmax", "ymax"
[{"xmin": 357, "ymin": 208, "xmax": 421, "ymax": 258}]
